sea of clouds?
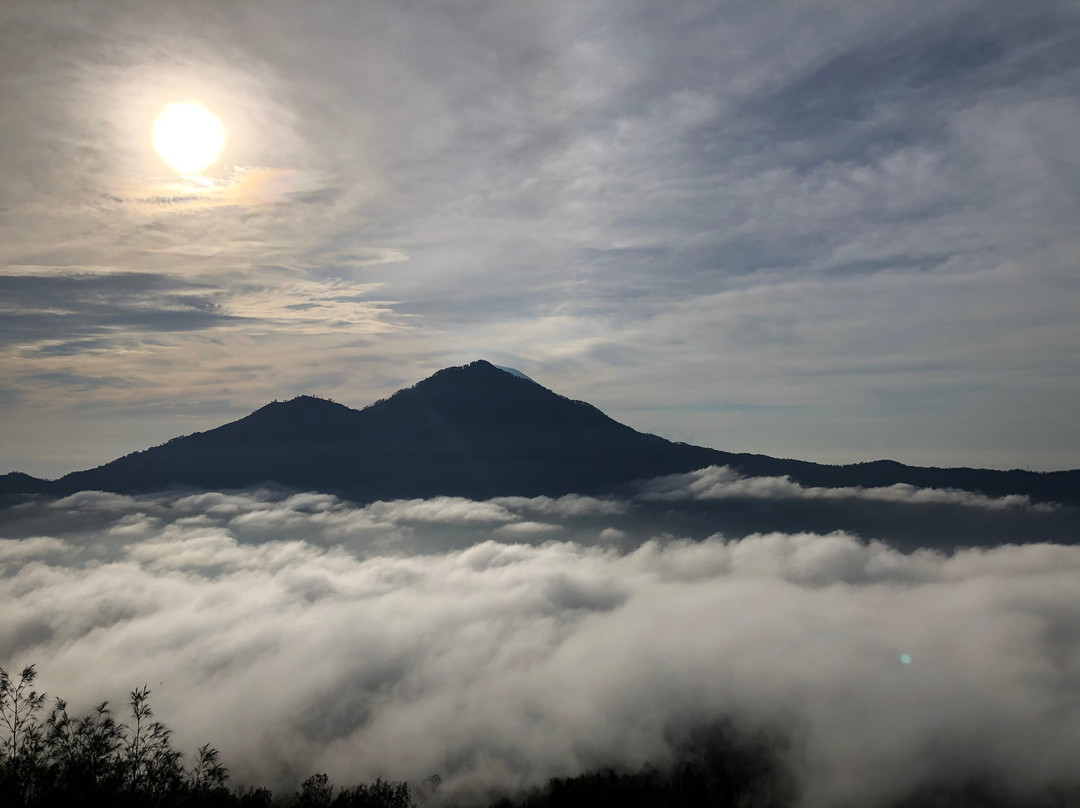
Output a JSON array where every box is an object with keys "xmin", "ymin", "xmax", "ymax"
[{"xmin": 2, "ymin": 471, "xmax": 1080, "ymax": 807}]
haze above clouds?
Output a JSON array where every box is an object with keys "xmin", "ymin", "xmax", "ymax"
[{"xmin": 1, "ymin": 0, "xmax": 1079, "ymax": 475}]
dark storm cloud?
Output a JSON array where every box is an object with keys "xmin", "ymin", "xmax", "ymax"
[{"xmin": 2, "ymin": 481, "xmax": 1080, "ymax": 806}]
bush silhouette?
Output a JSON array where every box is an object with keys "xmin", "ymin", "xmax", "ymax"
[{"xmin": 0, "ymin": 664, "xmax": 415, "ymax": 808}]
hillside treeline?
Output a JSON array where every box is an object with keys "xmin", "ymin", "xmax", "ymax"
[{"xmin": 482, "ymin": 721, "xmax": 795, "ymax": 808}]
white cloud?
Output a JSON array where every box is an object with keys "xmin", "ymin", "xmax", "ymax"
[
  {"xmin": 364, "ymin": 497, "xmax": 518, "ymax": 526},
  {"xmin": 51, "ymin": 491, "xmax": 143, "ymax": 511},
  {"xmin": 493, "ymin": 521, "xmax": 564, "ymax": 537},
  {"xmin": 598, "ymin": 527, "xmax": 626, "ymax": 542},
  {"xmin": 490, "ymin": 494, "xmax": 628, "ymax": 518},
  {"xmin": 0, "ymin": 535, "xmax": 68, "ymax": 563},
  {"xmin": 1, "ymin": 491, "xmax": 1079, "ymax": 806},
  {"xmin": 640, "ymin": 465, "xmax": 1054, "ymax": 511}
]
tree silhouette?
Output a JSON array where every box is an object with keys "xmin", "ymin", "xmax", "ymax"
[
  {"xmin": 44, "ymin": 697, "xmax": 125, "ymax": 799},
  {"xmin": 122, "ymin": 684, "xmax": 185, "ymax": 802},
  {"xmin": 297, "ymin": 773, "xmax": 333, "ymax": 808},
  {"xmin": 0, "ymin": 665, "xmax": 48, "ymax": 806},
  {"xmin": 0, "ymin": 664, "xmax": 418, "ymax": 807},
  {"xmin": 1, "ymin": 665, "xmax": 47, "ymax": 764}
]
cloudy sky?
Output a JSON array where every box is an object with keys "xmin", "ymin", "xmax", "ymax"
[
  {"xmin": 2, "ymin": 0, "xmax": 1079, "ymax": 477},
  {"xmin": 3, "ymin": 484, "xmax": 1080, "ymax": 805}
]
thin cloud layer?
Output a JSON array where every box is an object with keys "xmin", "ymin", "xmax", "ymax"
[
  {"xmin": 2, "ymin": 489, "xmax": 1080, "ymax": 806},
  {"xmin": 4, "ymin": 466, "xmax": 1077, "ymax": 557},
  {"xmin": 640, "ymin": 465, "xmax": 1055, "ymax": 511}
]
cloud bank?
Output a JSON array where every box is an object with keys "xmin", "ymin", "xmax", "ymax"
[
  {"xmin": 640, "ymin": 465, "xmax": 1056, "ymax": 511},
  {"xmin": 2, "ymin": 488, "xmax": 1080, "ymax": 807}
]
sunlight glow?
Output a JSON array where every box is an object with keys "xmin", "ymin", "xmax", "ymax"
[{"xmin": 152, "ymin": 102, "xmax": 227, "ymax": 174}]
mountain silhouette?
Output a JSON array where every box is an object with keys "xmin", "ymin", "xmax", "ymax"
[{"xmin": 4, "ymin": 360, "xmax": 1079, "ymax": 505}]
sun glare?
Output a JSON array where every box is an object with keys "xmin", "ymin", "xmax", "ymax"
[{"xmin": 152, "ymin": 101, "xmax": 227, "ymax": 174}]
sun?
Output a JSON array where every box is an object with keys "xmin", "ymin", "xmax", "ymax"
[{"xmin": 152, "ymin": 102, "xmax": 227, "ymax": 174}]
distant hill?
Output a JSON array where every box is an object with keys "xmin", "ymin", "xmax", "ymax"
[
  {"xmin": 0, "ymin": 471, "xmax": 53, "ymax": 496},
  {"xmin": 4, "ymin": 360, "xmax": 1079, "ymax": 505}
]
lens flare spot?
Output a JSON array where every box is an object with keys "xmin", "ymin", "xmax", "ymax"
[{"xmin": 901, "ymin": 653, "xmax": 912, "ymax": 665}]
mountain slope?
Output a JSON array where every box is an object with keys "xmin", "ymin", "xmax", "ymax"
[
  {"xmin": 0, "ymin": 471, "xmax": 53, "ymax": 496},
  {"xmin": 53, "ymin": 361, "xmax": 724, "ymax": 500},
  {"xmin": 5, "ymin": 360, "xmax": 1079, "ymax": 505}
]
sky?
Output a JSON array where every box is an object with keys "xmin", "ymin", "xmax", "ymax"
[
  {"xmin": 2, "ymin": 0, "xmax": 1079, "ymax": 477},
  {"xmin": 3, "ymin": 483, "xmax": 1080, "ymax": 805}
]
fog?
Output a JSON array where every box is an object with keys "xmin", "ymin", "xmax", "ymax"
[{"xmin": 2, "ymin": 477, "xmax": 1080, "ymax": 806}]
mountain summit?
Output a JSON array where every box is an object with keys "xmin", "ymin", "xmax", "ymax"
[
  {"xmin": 7, "ymin": 360, "xmax": 1079, "ymax": 505},
  {"xmin": 52, "ymin": 361, "xmax": 720, "ymax": 500}
]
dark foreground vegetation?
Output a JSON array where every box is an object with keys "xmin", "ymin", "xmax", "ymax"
[
  {"xmin": 482, "ymin": 722, "xmax": 795, "ymax": 808},
  {"xmin": 6, "ymin": 664, "xmax": 1080, "ymax": 808},
  {"xmin": 0, "ymin": 665, "xmax": 413, "ymax": 808}
]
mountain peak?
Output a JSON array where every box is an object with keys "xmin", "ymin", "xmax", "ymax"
[
  {"xmin": 249, "ymin": 393, "xmax": 351, "ymax": 416},
  {"xmin": 423, "ymin": 359, "xmax": 511, "ymax": 381},
  {"xmin": 221, "ymin": 393, "xmax": 358, "ymax": 438},
  {"xmin": 14, "ymin": 361, "xmax": 1076, "ymax": 507},
  {"xmin": 391, "ymin": 359, "xmax": 545, "ymax": 403},
  {"xmin": 492, "ymin": 364, "xmax": 536, "ymax": 383},
  {"xmin": 270, "ymin": 394, "xmax": 346, "ymax": 410},
  {"xmin": 258, "ymin": 364, "xmax": 536, "ymax": 415}
]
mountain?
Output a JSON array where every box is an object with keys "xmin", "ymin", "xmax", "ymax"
[
  {"xmin": 49, "ymin": 361, "xmax": 723, "ymax": 501},
  {"xmin": 4, "ymin": 360, "xmax": 1079, "ymax": 505},
  {"xmin": 0, "ymin": 471, "xmax": 53, "ymax": 495}
]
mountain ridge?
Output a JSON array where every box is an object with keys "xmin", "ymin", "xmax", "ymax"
[{"xmin": 4, "ymin": 360, "xmax": 1078, "ymax": 505}]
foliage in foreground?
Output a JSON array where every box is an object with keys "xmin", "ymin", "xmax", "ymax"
[{"xmin": 0, "ymin": 664, "xmax": 414, "ymax": 808}]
